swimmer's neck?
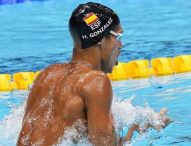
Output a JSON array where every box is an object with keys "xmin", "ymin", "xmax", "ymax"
[{"xmin": 71, "ymin": 46, "xmax": 102, "ymax": 71}]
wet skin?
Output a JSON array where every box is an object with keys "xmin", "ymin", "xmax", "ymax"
[
  {"xmin": 17, "ymin": 24, "xmax": 171, "ymax": 146},
  {"xmin": 17, "ymin": 63, "xmax": 105, "ymax": 146},
  {"xmin": 17, "ymin": 25, "xmax": 123, "ymax": 146}
]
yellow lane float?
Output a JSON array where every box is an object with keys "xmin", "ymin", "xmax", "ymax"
[
  {"xmin": 13, "ymin": 72, "xmax": 35, "ymax": 90},
  {"xmin": 173, "ymin": 55, "xmax": 191, "ymax": 73},
  {"xmin": 125, "ymin": 60, "xmax": 150, "ymax": 78},
  {"xmin": 108, "ymin": 62, "xmax": 128, "ymax": 80},
  {"xmin": 0, "ymin": 74, "xmax": 18, "ymax": 91},
  {"xmin": 1, "ymin": 54, "xmax": 191, "ymax": 92},
  {"xmin": 151, "ymin": 58, "xmax": 174, "ymax": 75}
]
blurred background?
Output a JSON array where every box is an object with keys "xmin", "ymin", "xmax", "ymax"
[{"xmin": 0, "ymin": 0, "xmax": 191, "ymax": 73}]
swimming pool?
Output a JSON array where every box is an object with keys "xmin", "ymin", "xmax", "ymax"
[{"xmin": 0, "ymin": 0, "xmax": 191, "ymax": 145}]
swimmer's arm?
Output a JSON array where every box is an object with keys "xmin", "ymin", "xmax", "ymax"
[
  {"xmin": 123, "ymin": 109, "xmax": 172, "ymax": 142},
  {"xmin": 80, "ymin": 73, "xmax": 120, "ymax": 146},
  {"xmin": 123, "ymin": 124, "xmax": 140, "ymax": 142}
]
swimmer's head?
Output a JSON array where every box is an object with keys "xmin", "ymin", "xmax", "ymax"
[
  {"xmin": 69, "ymin": 2, "xmax": 122, "ymax": 73},
  {"xmin": 69, "ymin": 2, "xmax": 120, "ymax": 49}
]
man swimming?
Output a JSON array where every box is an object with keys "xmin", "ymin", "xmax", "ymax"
[{"xmin": 17, "ymin": 2, "xmax": 171, "ymax": 146}]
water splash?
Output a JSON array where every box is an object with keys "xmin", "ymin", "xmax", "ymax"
[
  {"xmin": 112, "ymin": 96, "xmax": 168, "ymax": 133},
  {"xmin": 0, "ymin": 95, "xmax": 167, "ymax": 146},
  {"xmin": 0, "ymin": 101, "xmax": 26, "ymax": 146}
]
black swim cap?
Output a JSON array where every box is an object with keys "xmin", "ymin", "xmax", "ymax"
[{"xmin": 69, "ymin": 2, "xmax": 120, "ymax": 49}]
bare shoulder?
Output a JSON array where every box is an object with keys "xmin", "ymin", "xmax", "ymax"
[
  {"xmin": 81, "ymin": 70, "xmax": 111, "ymax": 90},
  {"xmin": 80, "ymin": 70, "xmax": 112, "ymax": 102},
  {"xmin": 25, "ymin": 63, "xmax": 69, "ymax": 113},
  {"xmin": 29, "ymin": 63, "xmax": 69, "ymax": 95},
  {"xmin": 34, "ymin": 63, "xmax": 68, "ymax": 85}
]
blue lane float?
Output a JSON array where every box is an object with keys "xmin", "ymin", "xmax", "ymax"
[
  {"xmin": 0, "ymin": 0, "xmax": 26, "ymax": 5},
  {"xmin": 0, "ymin": 0, "xmax": 46, "ymax": 5}
]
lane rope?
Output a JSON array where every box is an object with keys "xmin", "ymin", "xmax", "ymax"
[{"xmin": 1, "ymin": 54, "xmax": 191, "ymax": 91}]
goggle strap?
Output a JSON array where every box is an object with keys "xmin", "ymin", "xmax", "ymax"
[{"xmin": 110, "ymin": 31, "xmax": 123, "ymax": 37}]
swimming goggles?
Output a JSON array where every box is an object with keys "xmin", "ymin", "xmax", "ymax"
[{"xmin": 110, "ymin": 30, "xmax": 123, "ymax": 41}]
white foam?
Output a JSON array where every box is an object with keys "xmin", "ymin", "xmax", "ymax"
[
  {"xmin": 0, "ymin": 95, "xmax": 167, "ymax": 146},
  {"xmin": 0, "ymin": 100, "xmax": 26, "ymax": 146}
]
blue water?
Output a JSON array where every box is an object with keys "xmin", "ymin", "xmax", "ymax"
[
  {"xmin": 113, "ymin": 75, "xmax": 191, "ymax": 145},
  {"xmin": 0, "ymin": 0, "xmax": 191, "ymax": 146},
  {"xmin": 0, "ymin": 0, "xmax": 191, "ymax": 74},
  {"xmin": 0, "ymin": 0, "xmax": 46, "ymax": 5}
]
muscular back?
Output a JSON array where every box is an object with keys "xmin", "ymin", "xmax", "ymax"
[{"xmin": 17, "ymin": 62, "xmax": 95, "ymax": 146}]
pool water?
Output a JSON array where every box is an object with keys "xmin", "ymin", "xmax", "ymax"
[
  {"xmin": 0, "ymin": 0, "xmax": 191, "ymax": 146},
  {"xmin": 1, "ymin": 73, "xmax": 191, "ymax": 146},
  {"xmin": 0, "ymin": 0, "xmax": 191, "ymax": 74}
]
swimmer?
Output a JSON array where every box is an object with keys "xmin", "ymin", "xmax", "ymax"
[{"xmin": 17, "ymin": 2, "xmax": 171, "ymax": 146}]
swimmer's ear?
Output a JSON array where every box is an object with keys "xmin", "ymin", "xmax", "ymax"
[
  {"xmin": 97, "ymin": 37, "xmax": 108, "ymax": 49},
  {"xmin": 97, "ymin": 42, "xmax": 102, "ymax": 50},
  {"xmin": 97, "ymin": 39, "xmax": 103, "ymax": 48},
  {"xmin": 98, "ymin": 37, "xmax": 106, "ymax": 46}
]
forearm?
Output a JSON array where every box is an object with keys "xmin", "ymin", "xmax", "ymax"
[
  {"xmin": 123, "ymin": 118, "xmax": 171, "ymax": 142},
  {"xmin": 123, "ymin": 124, "xmax": 140, "ymax": 142},
  {"xmin": 89, "ymin": 124, "xmax": 120, "ymax": 146}
]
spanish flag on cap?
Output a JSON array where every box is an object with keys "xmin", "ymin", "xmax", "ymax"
[{"xmin": 83, "ymin": 12, "xmax": 99, "ymax": 26}]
